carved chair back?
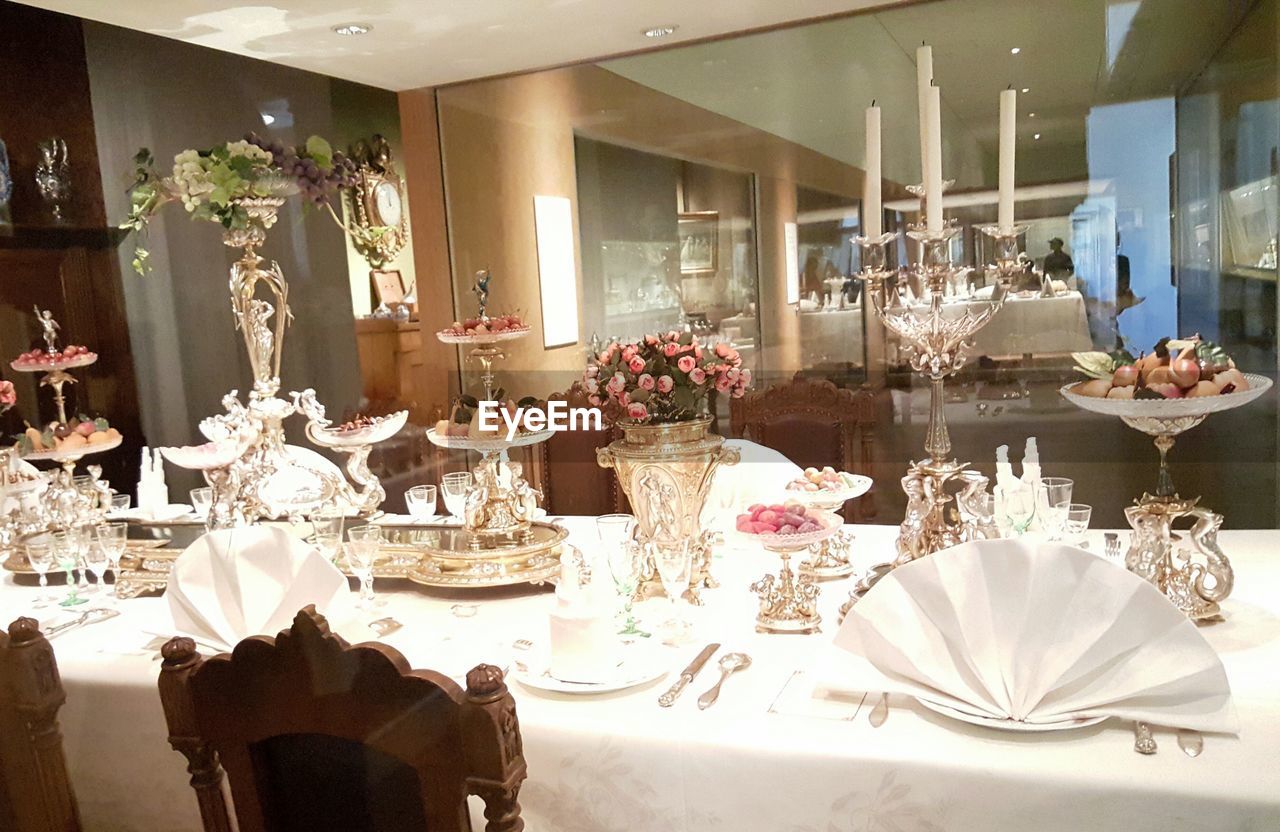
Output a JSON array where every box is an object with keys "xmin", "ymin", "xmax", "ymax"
[
  {"xmin": 159, "ymin": 606, "xmax": 526, "ymax": 832},
  {"xmin": 0, "ymin": 617, "xmax": 81, "ymax": 832},
  {"xmin": 530, "ymin": 385, "xmax": 629, "ymax": 516},
  {"xmin": 729, "ymin": 373, "xmax": 884, "ymax": 521}
]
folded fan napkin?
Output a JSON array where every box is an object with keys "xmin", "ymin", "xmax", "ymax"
[
  {"xmin": 826, "ymin": 540, "xmax": 1238, "ymax": 733},
  {"xmin": 167, "ymin": 526, "xmax": 352, "ymax": 652}
]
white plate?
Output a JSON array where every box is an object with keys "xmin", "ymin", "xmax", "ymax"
[
  {"xmin": 916, "ymin": 697, "xmax": 1107, "ymax": 732},
  {"xmin": 785, "ymin": 474, "xmax": 873, "ymax": 507},
  {"xmin": 511, "ymin": 646, "xmax": 667, "ymax": 695}
]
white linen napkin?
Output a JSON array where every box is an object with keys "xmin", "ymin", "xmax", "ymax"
[
  {"xmin": 167, "ymin": 526, "xmax": 352, "ymax": 652},
  {"xmin": 825, "ymin": 539, "xmax": 1238, "ymax": 732}
]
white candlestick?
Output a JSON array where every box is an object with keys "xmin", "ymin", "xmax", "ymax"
[
  {"xmin": 925, "ymin": 84, "xmax": 944, "ymax": 232},
  {"xmin": 998, "ymin": 88, "xmax": 1017, "ymax": 231},
  {"xmin": 864, "ymin": 103, "xmax": 882, "ymax": 238},
  {"xmin": 916, "ymin": 44, "xmax": 933, "ymax": 186}
]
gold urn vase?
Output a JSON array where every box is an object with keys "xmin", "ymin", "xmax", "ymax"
[{"xmin": 597, "ymin": 416, "xmax": 740, "ymax": 601}]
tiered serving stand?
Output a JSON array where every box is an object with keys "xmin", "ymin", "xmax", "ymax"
[
  {"xmin": 746, "ymin": 511, "xmax": 843, "ymax": 634},
  {"xmin": 427, "ymin": 323, "xmax": 566, "ymax": 586},
  {"xmin": 786, "ymin": 475, "xmax": 873, "ymax": 579},
  {"xmin": 1060, "ymin": 375, "xmax": 1271, "ymax": 619}
]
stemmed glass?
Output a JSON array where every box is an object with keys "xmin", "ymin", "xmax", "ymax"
[
  {"xmin": 83, "ymin": 540, "xmax": 109, "ymax": 596},
  {"xmin": 652, "ymin": 540, "xmax": 694, "ymax": 644},
  {"xmin": 998, "ymin": 484, "xmax": 1036, "ymax": 537},
  {"xmin": 25, "ymin": 541, "xmax": 55, "ymax": 608},
  {"xmin": 441, "ymin": 472, "xmax": 473, "ymax": 522},
  {"xmin": 345, "ymin": 524, "xmax": 384, "ymax": 610},
  {"xmin": 405, "ymin": 485, "xmax": 438, "ymax": 522},
  {"xmin": 313, "ymin": 532, "xmax": 342, "ymax": 565},
  {"xmin": 597, "ymin": 514, "xmax": 647, "ymax": 637},
  {"xmin": 1036, "ymin": 477, "xmax": 1074, "ymax": 541},
  {"xmin": 110, "ymin": 493, "xmax": 131, "ymax": 515},
  {"xmin": 51, "ymin": 530, "xmax": 86, "ymax": 607},
  {"xmin": 95, "ymin": 522, "xmax": 128, "ymax": 594},
  {"xmin": 310, "ymin": 507, "xmax": 345, "ymax": 540}
]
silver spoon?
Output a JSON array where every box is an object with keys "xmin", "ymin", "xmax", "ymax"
[
  {"xmin": 696, "ymin": 653, "xmax": 751, "ymax": 710},
  {"xmin": 1177, "ymin": 729, "xmax": 1203, "ymax": 758},
  {"xmin": 869, "ymin": 692, "xmax": 889, "ymax": 727}
]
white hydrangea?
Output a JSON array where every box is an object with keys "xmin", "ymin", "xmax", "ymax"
[
  {"xmin": 225, "ymin": 140, "xmax": 272, "ymax": 164},
  {"xmin": 172, "ymin": 150, "xmax": 214, "ymax": 212}
]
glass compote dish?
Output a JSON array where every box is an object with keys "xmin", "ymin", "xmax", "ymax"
[
  {"xmin": 1061, "ymin": 372, "xmax": 1271, "ymax": 619},
  {"xmin": 783, "ymin": 471, "xmax": 872, "ymax": 579},
  {"xmin": 739, "ymin": 505, "xmax": 842, "ymax": 634}
]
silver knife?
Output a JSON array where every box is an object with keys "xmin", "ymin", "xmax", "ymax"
[{"xmin": 658, "ymin": 643, "xmax": 719, "ymax": 707}]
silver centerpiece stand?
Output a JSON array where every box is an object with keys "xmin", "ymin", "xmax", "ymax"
[
  {"xmin": 839, "ymin": 222, "xmax": 1024, "ymax": 618},
  {"xmin": 749, "ymin": 514, "xmax": 842, "ymax": 634},
  {"xmin": 1061, "ymin": 375, "xmax": 1272, "ymax": 619},
  {"xmin": 164, "ymin": 195, "xmax": 403, "ymax": 525}
]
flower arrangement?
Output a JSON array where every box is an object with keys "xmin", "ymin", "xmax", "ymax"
[
  {"xmin": 583, "ymin": 330, "xmax": 750, "ymax": 423},
  {"xmin": 121, "ymin": 133, "xmax": 356, "ymax": 275},
  {"xmin": 0, "ymin": 379, "xmax": 15, "ymax": 414}
]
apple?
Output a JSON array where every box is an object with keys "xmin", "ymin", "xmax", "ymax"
[
  {"xmin": 1169, "ymin": 357, "xmax": 1200, "ymax": 388},
  {"xmin": 1112, "ymin": 365, "xmax": 1139, "ymax": 387}
]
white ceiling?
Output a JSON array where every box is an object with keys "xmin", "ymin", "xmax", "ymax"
[{"xmin": 12, "ymin": 0, "xmax": 910, "ymax": 90}]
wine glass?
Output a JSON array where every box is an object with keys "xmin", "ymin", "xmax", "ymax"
[
  {"xmin": 25, "ymin": 541, "xmax": 55, "ymax": 609},
  {"xmin": 309, "ymin": 507, "xmax": 345, "ymax": 540},
  {"xmin": 1060, "ymin": 503, "xmax": 1093, "ymax": 547},
  {"xmin": 441, "ymin": 472, "xmax": 473, "ymax": 522},
  {"xmin": 998, "ymin": 484, "xmax": 1036, "ymax": 537},
  {"xmin": 606, "ymin": 539, "xmax": 648, "ymax": 637},
  {"xmin": 1036, "ymin": 478, "xmax": 1074, "ymax": 541},
  {"xmin": 110, "ymin": 493, "xmax": 131, "ymax": 515},
  {"xmin": 83, "ymin": 540, "xmax": 109, "ymax": 596},
  {"xmin": 405, "ymin": 485, "xmax": 438, "ymax": 522},
  {"xmin": 51, "ymin": 530, "xmax": 86, "ymax": 607},
  {"xmin": 313, "ymin": 532, "xmax": 342, "ymax": 565},
  {"xmin": 189, "ymin": 487, "xmax": 214, "ymax": 520},
  {"xmin": 652, "ymin": 540, "xmax": 694, "ymax": 644},
  {"xmin": 95, "ymin": 522, "xmax": 128, "ymax": 593},
  {"xmin": 345, "ymin": 524, "xmax": 384, "ymax": 610}
]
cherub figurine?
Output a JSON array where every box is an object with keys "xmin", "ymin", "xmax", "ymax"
[
  {"xmin": 33, "ymin": 306, "xmax": 60, "ymax": 353},
  {"xmin": 473, "ymin": 269, "xmax": 492, "ymax": 318}
]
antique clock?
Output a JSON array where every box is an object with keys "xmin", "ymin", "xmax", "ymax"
[{"xmin": 345, "ymin": 134, "xmax": 409, "ymax": 269}]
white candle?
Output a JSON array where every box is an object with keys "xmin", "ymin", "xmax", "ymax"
[
  {"xmin": 864, "ymin": 103, "xmax": 882, "ymax": 238},
  {"xmin": 925, "ymin": 84, "xmax": 944, "ymax": 232},
  {"xmin": 916, "ymin": 44, "xmax": 933, "ymax": 185},
  {"xmin": 998, "ymin": 88, "xmax": 1017, "ymax": 231}
]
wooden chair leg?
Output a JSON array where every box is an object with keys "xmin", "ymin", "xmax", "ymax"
[
  {"xmin": 473, "ymin": 782, "xmax": 524, "ymax": 832},
  {"xmin": 159, "ymin": 638, "xmax": 234, "ymax": 832}
]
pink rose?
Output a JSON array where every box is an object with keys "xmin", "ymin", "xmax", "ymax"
[
  {"xmin": 607, "ymin": 372, "xmax": 626, "ymax": 394},
  {"xmin": 694, "ymin": 345, "xmax": 703, "ymax": 359},
  {"xmin": 598, "ymin": 350, "xmax": 611, "ymax": 364},
  {"xmin": 644, "ymin": 334, "xmax": 659, "ymax": 346},
  {"xmin": 638, "ymin": 373, "xmax": 655, "ymax": 391},
  {"xmin": 584, "ymin": 378, "xmax": 599, "ymax": 394},
  {"xmin": 689, "ymin": 367, "xmax": 706, "ymax": 385},
  {"xmin": 677, "ymin": 355, "xmax": 696, "ymax": 373},
  {"xmin": 657, "ymin": 375, "xmax": 674, "ymax": 393},
  {"xmin": 587, "ymin": 393, "xmax": 602, "ymax": 406},
  {"xmin": 715, "ymin": 375, "xmax": 733, "ymax": 393},
  {"xmin": 626, "ymin": 402, "xmax": 649, "ymax": 421},
  {"xmin": 622, "ymin": 345, "xmax": 637, "ymax": 362},
  {"xmin": 726, "ymin": 368, "xmax": 739, "ymax": 383},
  {"xmin": 617, "ymin": 391, "xmax": 630, "ymax": 407},
  {"xmin": 715, "ymin": 342, "xmax": 730, "ymax": 358},
  {"xmin": 666, "ymin": 330, "xmax": 681, "ymax": 342},
  {"xmin": 585, "ymin": 364, "xmax": 599, "ymax": 379},
  {"xmin": 740, "ymin": 369, "xmax": 752, "ymax": 386},
  {"xmin": 628, "ymin": 355, "xmax": 646, "ymax": 374},
  {"xmin": 726, "ymin": 348, "xmax": 741, "ymax": 363},
  {"xmin": 0, "ymin": 380, "xmax": 14, "ymax": 408},
  {"xmin": 731, "ymin": 386, "xmax": 745, "ymax": 399},
  {"xmin": 663, "ymin": 342, "xmax": 680, "ymax": 358}
]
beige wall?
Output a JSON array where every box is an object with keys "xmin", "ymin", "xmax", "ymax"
[{"xmin": 412, "ymin": 62, "xmax": 910, "ymax": 398}]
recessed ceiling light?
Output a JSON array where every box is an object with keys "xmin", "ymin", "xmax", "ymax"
[
  {"xmin": 1028, "ymin": 112, "xmax": 1037, "ymax": 118},
  {"xmin": 331, "ymin": 22, "xmax": 371, "ymax": 36},
  {"xmin": 644, "ymin": 25, "xmax": 678, "ymax": 38},
  {"xmin": 261, "ymin": 113, "xmax": 276, "ymax": 126},
  {"xmin": 1021, "ymin": 87, "xmax": 1030, "ymax": 94},
  {"xmin": 1010, "ymin": 47, "xmax": 1021, "ymax": 54},
  {"xmin": 1034, "ymin": 133, "xmax": 1042, "ymax": 140}
]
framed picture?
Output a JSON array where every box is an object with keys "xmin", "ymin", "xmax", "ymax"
[
  {"xmin": 678, "ymin": 211, "xmax": 719, "ymax": 274},
  {"xmin": 370, "ymin": 269, "xmax": 405, "ymax": 306}
]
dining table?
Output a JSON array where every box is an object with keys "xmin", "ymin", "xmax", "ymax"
[{"xmin": 2, "ymin": 518, "xmax": 1278, "ymax": 831}]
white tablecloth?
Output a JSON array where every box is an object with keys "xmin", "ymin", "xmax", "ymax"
[
  {"xmin": 972, "ymin": 291, "xmax": 1093, "ymax": 356},
  {"xmin": 3, "ymin": 521, "xmax": 1278, "ymax": 831}
]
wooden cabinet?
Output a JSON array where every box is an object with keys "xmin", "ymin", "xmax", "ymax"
[{"xmin": 354, "ymin": 317, "xmax": 434, "ymax": 421}]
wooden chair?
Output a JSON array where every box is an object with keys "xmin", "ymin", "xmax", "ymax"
[
  {"xmin": 529, "ymin": 384, "xmax": 629, "ymax": 517},
  {"xmin": 159, "ymin": 606, "xmax": 526, "ymax": 832},
  {"xmin": 729, "ymin": 373, "xmax": 885, "ymax": 521},
  {"xmin": 0, "ymin": 617, "xmax": 81, "ymax": 832}
]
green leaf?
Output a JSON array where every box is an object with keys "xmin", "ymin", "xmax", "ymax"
[{"xmin": 305, "ymin": 135, "xmax": 333, "ymax": 168}]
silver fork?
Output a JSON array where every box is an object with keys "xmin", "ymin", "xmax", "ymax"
[{"xmin": 1104, "ymin": 533, "xmax": 1122, "ymax": 565}]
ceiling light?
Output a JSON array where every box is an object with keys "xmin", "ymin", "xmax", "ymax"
[
  {"xmin": 1021, "ymin": 87, "xmax": 1030, "ymax": 94},
  {"xmin": 331, "ymin": 22, "xmax": 371, "ymax": 36},
  {"xmin": 1034, "ymin": 133, "xmax": 1042, "ymax": 140},
  {"xmin": 1010, "ymin": 47, "xmax": 1021, "ymax": 54},
  {"xmin": 644, "ymin": 25, "xmax": 678, "ymax": 38},
  {"xmin": 261, "ymin": 113, "xmax": 276, "ymax": 126},
  {"xmin": 1028, "ymin": 112, "xmax": 1036, "ymax": 118}
]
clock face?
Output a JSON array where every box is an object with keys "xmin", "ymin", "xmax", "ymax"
[{"xmin": 373, "ymin": 180, "xmax": 402, "ymax": 227}]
